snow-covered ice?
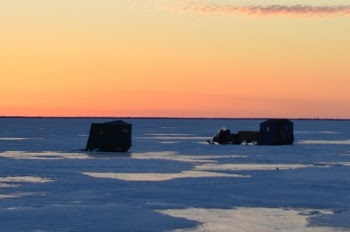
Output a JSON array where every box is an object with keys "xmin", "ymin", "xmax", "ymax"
[{"xmin": 0, "ymin": 118, "xmax": 349, "ymax": 231}]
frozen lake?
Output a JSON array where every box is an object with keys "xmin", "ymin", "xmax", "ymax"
[{"xmin": 0, "ymin": 118, "xmax": 349, "ymax": 231}]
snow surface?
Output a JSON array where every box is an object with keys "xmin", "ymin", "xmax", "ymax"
[{"xmin": 0, "ymin": 118, "xmax": 349, "ymax": 231}]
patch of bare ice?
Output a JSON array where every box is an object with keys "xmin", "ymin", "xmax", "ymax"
[
  {"xmin": 0, "ymin": 183, "xmax": 19, "ymax": 188},
  {"xmin": 298, "ymin": 140, "xmax": 350, "ymax": 145},
  {"xmin": 0, "ymin": 137, "xmax": 31, "ymax": 141},
  {"xmin": 0, "ymin": 151, "xmax": 90, "ymax": 160},
  {"xmin": 0, "ymin": 176, "xmax": 53, "ymax": 183},
  {"xmin": 131, "ymin": 151, "xmax": 246, "ymax": 163},
  {"xmin": 82, "ymin": 171, "xmax": 250, "ymax": 182},
  {"xmin": 318, "ymin": 162, "xmax": 350, "ymax": 167},
  {"xmin": 158, "ymin": 207, "xmax": 338, "ymax": 232},
  {"xmin": 0, "ymin": 192, "xmax": 36, "ymax": 199},
  {"xmin": 195, "ymin": 163, "xmax": 322, "ymax": 171}
]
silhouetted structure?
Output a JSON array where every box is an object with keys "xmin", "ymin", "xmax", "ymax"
[
  {"xmin": 213, "ymin": 129, "xmax": 234, "ymax": 144},
  {"xmin": 85, "ymin": 120, "xmax": 132, "ymax": 152},
  {"xmin": 260, "ymin": 119, "xmax": 294, "ymax": 145},
  {"xmin": 212, "ymin": 130, "xmax": 260, "ymax": 145},
  {"xmin": 236, "ymin": 131, "xmax": 261, "ymax": 144},
  {"xmin": 210, "ymin": 119, "xmax": 294, "ymax": 145}
]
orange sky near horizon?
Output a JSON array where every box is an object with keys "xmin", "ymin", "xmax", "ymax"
[{"xmin": 1, "ymin": 1, "xmax": 350, "ymax": 118}]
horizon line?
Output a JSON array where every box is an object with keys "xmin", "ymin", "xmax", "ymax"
[{"xmin": 1, "ymin": 116, "xmax": 349, "ymax": 121}]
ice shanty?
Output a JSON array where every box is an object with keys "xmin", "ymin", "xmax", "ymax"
[
  {"xmin": 260, "ymin": 119, "xmax": 294, "ymax": 145},
  {"xmin": 210, "ymin": 119, "xmax": 294, "ymax": 145},
  {"xmin": 85, "ymin": 120, "xmax": 132, "ymax": 152}
]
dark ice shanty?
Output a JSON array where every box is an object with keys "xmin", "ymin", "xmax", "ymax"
[{"xmin": 85, "ymin": 120, "xmax": 132, "ymax": 152}]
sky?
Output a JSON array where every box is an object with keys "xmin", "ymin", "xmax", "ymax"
[{"xmin": 1, "ymin": 0, "xmax": 350, "ymax": 118}]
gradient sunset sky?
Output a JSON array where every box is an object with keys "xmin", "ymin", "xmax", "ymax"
[{"xmin": 1, "ymin": 0, "xmax": 350, "ymax": 118}]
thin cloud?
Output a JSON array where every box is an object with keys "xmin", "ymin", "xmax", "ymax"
[{"xmin": 181, "ymin": 2, "xmax": 350, "ymax": 16}]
